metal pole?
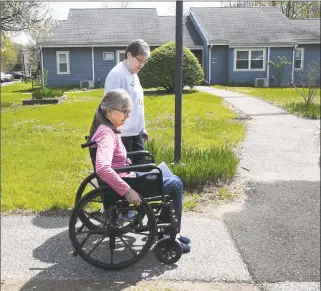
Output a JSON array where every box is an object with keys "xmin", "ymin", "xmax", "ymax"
[{"xmin": 174, "ymin": 0, "xmax": 183, "ymax": 163}]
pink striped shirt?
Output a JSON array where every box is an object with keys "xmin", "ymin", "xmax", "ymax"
[{"xmin": 91, "ymin": 124, "xmax": 133, "ymax": 196}]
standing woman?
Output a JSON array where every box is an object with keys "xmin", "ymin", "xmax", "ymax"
[{"xmin": 104, "ymin": 39, "xmax": 150, "ymax": 164}]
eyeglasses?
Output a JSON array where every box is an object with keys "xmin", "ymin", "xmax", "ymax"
[
  {"xmin": 113, "ymin": 108, "xmax": 131, "ymax": 116},
  {"xmin": 134, "ymin": 56, "xmax": 148, "ymax": 65}
]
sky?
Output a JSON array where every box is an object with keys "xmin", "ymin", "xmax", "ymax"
[{"xmin": 11, "ymin": 1, "xmax": 222, "ymax": 44}]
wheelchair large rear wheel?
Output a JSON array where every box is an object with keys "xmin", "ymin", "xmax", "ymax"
[
  {"xmin": 75, "ymin": 173, "xmax": 98, "ymax": 205},
  {"xmin": 69, "ymin": 187, "xmax": 156, "ymax": 270}
]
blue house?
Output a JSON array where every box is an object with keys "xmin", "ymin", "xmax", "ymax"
[
  {"xmin": 40, "ymin": 7, "xmax": 320, "ymax": 87},
  {"xmin": 189, "ymin": 7, "xmax": 320, "ymax": 86},
  {"xmin": 39, "ymin": 8, "xmax": 202, "ymax": 88}
]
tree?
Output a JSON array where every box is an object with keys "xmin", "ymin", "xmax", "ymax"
[
  {"xmin": 268, "ymin": 56, "xmax": 291, "ymax": 87},
  {"xmin": 24, "ymin": 13, "xmax": 57, "ymax": 74},
  {"xmin": 0, "ymin": 35, "xmax": 17, "ymax": 72},
  {"xmin": 139, "ymin": 42, "xmax": 204, "ymax": 93},
  {"xmin": 0, "ymin": 1, "xmax": 53, "ymax": 34},
  {"xmin": 221, "ymin": 1, "xmax": 320, "ymax": 18}
]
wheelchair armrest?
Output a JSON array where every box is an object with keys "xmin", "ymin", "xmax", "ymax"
[
  {"xmin": 127, "ymin": 150, "xmax": 150, "ymax": 158},
  {"xmin": 113, "ymin": 163, "xmax": 159, "ymax": 173}
]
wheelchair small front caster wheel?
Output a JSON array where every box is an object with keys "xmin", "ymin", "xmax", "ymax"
[{"xmin": 153, "ymin": 238, "xmax": 182, "ymax": 265}]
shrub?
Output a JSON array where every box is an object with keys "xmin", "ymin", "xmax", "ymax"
[
  {"xmin": 139, "ymin": 42, "xmax": 204, "ymax": 93},
  {"xmin": 32, "ymin": 88, "xmax": 64, "ymax": 100}
]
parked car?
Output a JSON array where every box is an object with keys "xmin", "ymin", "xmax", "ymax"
[
  {"xmin": 1, "ymin": 72, "xmax": 13, "ymax": 83},
  {"xmin": 1, "ymin": 72, "xmax": 13, "ymax": 82},
  {"xmin": 12, "ymin": 71, "xmax": 25, "ymax": 79}
]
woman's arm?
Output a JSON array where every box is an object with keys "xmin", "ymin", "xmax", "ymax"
[{"xmin": 93, "ymin": 125, "xmax": 130, "ymax": 196}]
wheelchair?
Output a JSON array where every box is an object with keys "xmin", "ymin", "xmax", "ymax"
[{"xmin": 69, "ymin": 138, "xmax": 184, "ymax": 270}]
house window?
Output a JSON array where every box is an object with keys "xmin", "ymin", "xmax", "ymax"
[
  {"xmin": 234, "ymin": 49, "xmax": 265, "ymax": 71},
  {"xmin": 56, "ymin": 51, "xmax": 70, "ymax": 74},
  {"xmin": 116, "ymin": 50, "xmax": 126, "ymax": 63},
  {"xmin": 295, "ymin": 48, "xmax": 304, "ymax": 70},
  {"xmin": 103, "ymin": 52, "xmax": 114, "ymax": 61}
]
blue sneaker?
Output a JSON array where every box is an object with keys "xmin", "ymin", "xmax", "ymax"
[
  {"xmin": 177, "ymin": 234, "xmax": 191, "ymax": 245},
  {"xmin": 179, "ymin": 241, "xmax": 191, "ymax": 253},
  {"xmin": 119, "ymin": 212, "xmax": 137, "ymax": 222}
]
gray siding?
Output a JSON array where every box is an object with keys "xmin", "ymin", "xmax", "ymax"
[
  {"xmin": 43, "ymin": 47, "xmax": 92, "ymax": 87},
  {"xmin": 294, "ymin": 44, "xmax": 320, "ymax": 85},
  {"xmin": 210, "ymin": 45, "xmax": 228, "ymax": 85},
  {"xmin": 188, "ymin": 13, "xmax": 208, "ymax": 81},
  {"xmin": 269, "ymin": 47, "xmax": 293, "ymax": 86},
  {"xmin": 228, "ymin": 48, "xmax": 267, "ymax": 86}
]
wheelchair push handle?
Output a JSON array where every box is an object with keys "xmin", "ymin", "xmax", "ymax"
[{"xmin": 81, "ymin": 141, "xmax": 97, "ymax": 148}]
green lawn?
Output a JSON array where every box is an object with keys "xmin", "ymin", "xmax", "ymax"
[
  {"xmin": 214, "ymin": 86, "xmax": 321, "ymax": 119},
  {"xmin": 1, "ymin": 83, "xmax": 245, "ymax": 212}
]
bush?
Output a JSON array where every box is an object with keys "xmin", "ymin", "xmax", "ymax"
[
  {"xmin": 32, "ymin": 88, "xmax": 64, "ymax": 100},
  {"xmin": 139, "ymin": 42, "xmax": 204, "ymax": 93}
]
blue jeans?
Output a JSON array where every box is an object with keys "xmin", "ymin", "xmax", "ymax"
[{"xmin": 136, "ymin": 173, "xmax": 183, "ymax": 232}]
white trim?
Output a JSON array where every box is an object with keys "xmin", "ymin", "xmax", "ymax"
[
  {"xmin": 211, "ymin": 41, "xmax": 229, "ymax": 45},
  {"xmin": 294, "ymin": 47, "xmax": 304, "ymax": 71},
  {"xmin": 56, "ymin": 51, "xmax": 70, "ymax": 74},
  {"xmin": 116, "ymin": 50, "xmax": 125, "ymax": 64},
  {"xmin": 230, "ymin": 43, "xmax": 297, "ymax": 48},
  {"xmin": 266, "ymin": 47, "xmax": 270, "ymax": 85},
  {"xmin": 233, "ymin": 48, "xmax": 266, "ymax": 71},
  {"xmin": 189, "ymin": 10, "xmax": 209, "ymax": 43},
  {"xmin": 92, "ymin": 47, "xmax": 95, "ymax": 81},
  {"xmin": 103, "ymin": 52, "xmax": 115, "ymax": 61},
  {"xmin": 298, "ymin": 41, "xmax": 320, "ymax": 45},
  {"xmin": 292, "ymin": 47, "xmax": 296, "ymax": 83},
  {"xmin": 40, "ymin": 45, "xmax": 44, "ymax": 87}
]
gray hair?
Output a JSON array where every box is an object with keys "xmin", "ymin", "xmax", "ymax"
[
  {"xmin": 125, "ymin": 39, "xmax": 150, "ymax": 59},
  {"xmin": 89, "ymin": 89, "xmax": 131, "ymax": 136},
  {"xmin": 100, "ymin": 89, "xmax": 132, "ymax": 113}
]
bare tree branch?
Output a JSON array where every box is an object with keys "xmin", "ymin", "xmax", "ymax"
[{"xmin": 0, "ymin": 1, "xmax": 53, "ymax": 33}]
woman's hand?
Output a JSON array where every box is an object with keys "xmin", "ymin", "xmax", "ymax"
[
  {"xmin": 124, "ymin": 188, "xmax": 142, "ymax": 206},
  {"xmin": 142, "ymin": 132, "xmax": 149, "ymax": 142}
]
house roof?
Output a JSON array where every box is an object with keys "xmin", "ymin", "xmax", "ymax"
[
  {"xmin": 190, "ymin": 7, "xmax": 320, "ymax": 46},
  {"xmin": 288, "ymin": 19, "xmax": 320, "ymax": 43},
  {"xmin": 158, "ymin": 16, "xmax": 203, "ymax": 49},
  {"xmin": 40, "ymin": 8, "xmax": 202, "ymax": 49}
]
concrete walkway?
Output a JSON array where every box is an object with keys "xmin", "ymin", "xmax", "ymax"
[
  {"xmin": 1, "ymin": 86, "xmax": 320, "ymax": 291},
  {"xmin": 197, "ymin": 86, "xmax": 320, "ymax": 289},
  {"xmin": 196, "ymin": 86, "xmax": 320, "ymax": 182}
]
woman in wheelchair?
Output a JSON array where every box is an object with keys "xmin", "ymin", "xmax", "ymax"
[{"xmin": 88, "ymin": 89, "xmax": 191, "ymax": 254}]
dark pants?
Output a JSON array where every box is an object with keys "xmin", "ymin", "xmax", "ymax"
[
  {"xmin": 121, "ymin": 135, "xmax": 146, "ymax": 164},
  {"xmin": 136, "ymin": 173, "xmax": 183, "ymax": 233}
]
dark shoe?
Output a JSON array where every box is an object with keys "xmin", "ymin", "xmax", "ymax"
[{"xmin": 177, "ymin": 234, "xmax": 191, "ymax": 245}]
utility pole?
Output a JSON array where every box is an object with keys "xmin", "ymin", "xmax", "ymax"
[{"xmin": 174, "ymin": 0, "xmax": 183, "ymax": 162}]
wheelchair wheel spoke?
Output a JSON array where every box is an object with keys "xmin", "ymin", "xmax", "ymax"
[
  {"xmin": 129, "ymin": 229, "xmax": 149, "ymax": 236},
  {"xmin": 83, "ymin": 210, "xmax": 105, "ymax": 225},
  {"xmin": 89, "ymin": 181, "xmax": 98, "ymax": 189},
  {"xmin": 119, "ymin": 236, "xmax": 138, "ymax": 256},
  {"xmin": 87, "ymin": 235, "xmax": 105, "ymax": 256}
]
